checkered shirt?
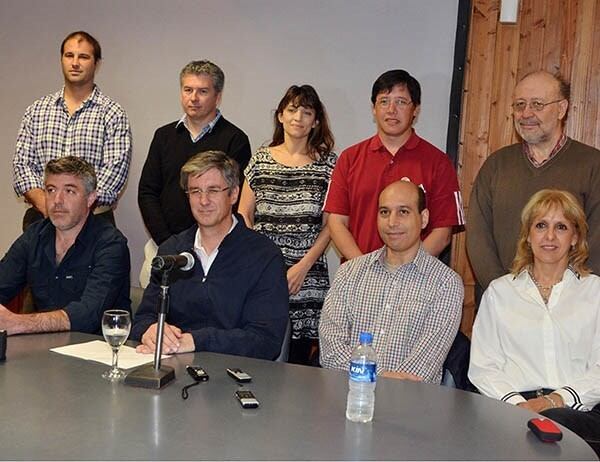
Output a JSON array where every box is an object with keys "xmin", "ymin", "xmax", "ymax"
[
  {"xmin": 523, "ymin": 131, "xmax": 567, "ymax": 168},
  {"xmin": 319, "ymin": 246, "xmax": 463, "ymax": 383},
  {"xmin": 13, "ymin": 86, "xmax": 132, "ymax": 206}
]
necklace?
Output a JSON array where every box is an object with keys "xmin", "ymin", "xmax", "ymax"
[{"xmin": 528, "ymin": 271, "xmax": 562, "ymax": 304}]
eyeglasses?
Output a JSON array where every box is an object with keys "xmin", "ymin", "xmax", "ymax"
[
  {"xmin": 376, "ymin": 97, "xmax": 413, "ymax": 109},
  {"xmin": 512, "ymin": 99, "xmax": 564, "ymax": 113},
  {"xmin": 185, "ymin": 186, "xmax": 230, "ymax": 198}
]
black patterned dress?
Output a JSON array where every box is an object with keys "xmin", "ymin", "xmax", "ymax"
[{"xmin": 245, "ymin": 146, "xmax": 337, "ymax": 339}]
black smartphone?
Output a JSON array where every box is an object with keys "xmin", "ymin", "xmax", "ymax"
[
  {"xmin": 235, "ymin": 390, "xmax": 259, "ymax": 408},
  {"xmin": 186, "ymin": 365, "xmax": 209, "ymax": 382},
  {"xmin": 227, "ymin": 367, "xmax": 252, "ymax": 383}
]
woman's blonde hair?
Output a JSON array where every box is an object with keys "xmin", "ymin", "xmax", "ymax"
[{"xmin": 511, "ymin": 189, "xmax": 590, "ymax": 276}]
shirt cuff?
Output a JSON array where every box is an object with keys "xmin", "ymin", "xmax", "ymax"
[
  {"xmin": 554, "ymin": 387, "xmax": 583, "ymax": 409},
  {"xmin": 501, "ymin": 391, "xmax": 526, "ymax": 405}
]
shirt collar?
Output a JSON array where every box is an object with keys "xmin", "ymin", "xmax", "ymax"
[
  {"xmin": 38, "ymin": 213, "xmax": 95, "ymax": 264},
  {"xmin": 177, "ymin": 109, "xmax": 222, "ymax": 143},
  {"xmin": 523, "ymin": 131, "xmax": 567, "ymax": 167},
  {"xmin": 370, "ymin": 244, "xmax": 428, "ymax": 274},
  {"xmin": 55, "ymin": 85, "xmax": 100, "ymax": 111},
  {"xmin": 513, "ymin": 264, "xmax": 581, "ymax": 283},
  {"xmin": 194, "ymin": 213, "xmax": 238, "ymax": 252},
  {"xmin": 369, "ymin": 130, "xmax": 420, "ymax": 154}
]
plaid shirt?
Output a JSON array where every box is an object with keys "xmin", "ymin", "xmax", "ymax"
[
  {"xmin": 523, "ymin": 131, "xmax": 567, "ymax": 168},
  {"xmin": 13, "ymin": 86, "xmax": 132, "ymax": 206},
  {"xmin": 319, "ymin": 246, "xmax": 463, "ymax": 383}
]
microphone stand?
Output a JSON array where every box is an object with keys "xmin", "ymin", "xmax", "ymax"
[{"xmin": 124, "ymin": 269, "xmax": 176, "ymax": 389}]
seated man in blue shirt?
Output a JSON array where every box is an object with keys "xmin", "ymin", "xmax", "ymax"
[
  {"xmin": 0, "ymin": 156, "xmax": 131, "ymax": 335},
  {"xmin": 131, "ymin": 151, "xmax": 289, "ymax": 360}
]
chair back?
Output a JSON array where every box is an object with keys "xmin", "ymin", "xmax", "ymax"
[
  {"xmin": 130, "ymin": 286, "xmax": 145, "ymax": 317},
  {"xmin": 275, "ymin": 319, "xmax": 291, "ymax": 362}
]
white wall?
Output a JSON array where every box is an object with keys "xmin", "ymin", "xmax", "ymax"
[{"xmin": 0, "ymin": 0, "xmax": 458, "ymax": 284}]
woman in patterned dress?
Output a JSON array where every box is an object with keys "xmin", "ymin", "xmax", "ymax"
[{"xmin": 238, "ymin": 85, "xmax": 336, "ymax": 366}]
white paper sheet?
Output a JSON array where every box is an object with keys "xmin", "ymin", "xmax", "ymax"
[{"xmin": 50, "ymin": 340, "xmax": 170, "ymax": 369}]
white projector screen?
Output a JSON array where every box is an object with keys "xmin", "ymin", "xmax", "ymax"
[{"xmin": 0, "ymin": 0, "xmax": 459, "ymax": 283}]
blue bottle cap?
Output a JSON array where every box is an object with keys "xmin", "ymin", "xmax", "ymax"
[{"xmin": 359, "ymin": 332, "xmax": 373, "ymax": 344}]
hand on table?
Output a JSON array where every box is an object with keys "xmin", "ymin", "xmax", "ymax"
[
  {"xmin": 380, "ymin": 370, "xmax": 423, "ymax": 381},
  {"xmin": 517, "ymin": 393, "xmax": 565, "ymax": 413},
  {"xmin": 136, "ymin": 322, "xmax": 195, "ymax": 354}
]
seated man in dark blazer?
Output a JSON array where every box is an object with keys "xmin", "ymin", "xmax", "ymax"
[
  {"xmin": 131, "ymin": 151, "xmax": 288, "ymax": 360},
  {"xmin": 0, "ymin": 156, "xmax": 131, "ymax": 335}
]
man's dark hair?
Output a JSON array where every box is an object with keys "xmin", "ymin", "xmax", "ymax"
[
  {"xmin": 60, "ymin": 31, "xmax": 102, "ymax": 62},
  {"xmin": 44, "ymin": 156, "xmax": 97, "ymax": 195},
  {"xmin": 371, "ymin": 69, "xmax": 421, "ymax": 106}
]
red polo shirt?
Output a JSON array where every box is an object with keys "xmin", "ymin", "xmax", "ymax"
[{"xmin": 324, "ymin": 131, "xmax": 464, "ymax": 254}]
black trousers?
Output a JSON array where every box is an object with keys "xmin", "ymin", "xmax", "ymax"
[
  {"xmin": 288, "ymin": 338, "xmax": 320, "ymax": 367},
  {"xmin": 541, "ymin": 404, "xmax": 600, "ymax": 456},
  {"xmin": 521, "ymin": 390, "xmax": 600, "ymax": 456}
]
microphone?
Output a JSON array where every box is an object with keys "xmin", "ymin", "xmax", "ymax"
[{"xmin": 151, "ymin": 252, "xmax": 195, "ymax": 272}]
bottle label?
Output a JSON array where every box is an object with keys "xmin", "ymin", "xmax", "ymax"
[{"xmin": 349, "ymin": 361, "xmax": 376, "ymax": 383}]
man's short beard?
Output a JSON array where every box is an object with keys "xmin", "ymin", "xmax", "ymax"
[{"xmin": 515, "ymin": 122, "xmax": 549, "ymax": 145}]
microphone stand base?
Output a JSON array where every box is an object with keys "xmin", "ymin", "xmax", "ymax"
[{"xmin": 124, "ymin": 364, "xmax": 175, "ymax": 389}]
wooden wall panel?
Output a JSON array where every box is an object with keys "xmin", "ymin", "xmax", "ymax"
[
  {"xmin": 453, "ymin": 0, "xmax": 500, "ymax": 334},
  {"xmin": 542, "ymin": 1, "xmax": 562, "ymax": 72},
  {"xmin": 516, "ymin": 0, "xmax": 546, "ymax": 74},
  {"xmin": 452, "ymin": 0, "xmax": 600, "ymax": 336},
  {"xmin": 568, "ymin": 0, "xmax": 596, "ymax": 141},
  {"xmin": 488, "ymin": 24, "xmax": 520, "ymax": 153}
]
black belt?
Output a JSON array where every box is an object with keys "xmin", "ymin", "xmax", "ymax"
[{"xmin": 520, "ymin": 388, "xmax": 555, "ymax": 400}]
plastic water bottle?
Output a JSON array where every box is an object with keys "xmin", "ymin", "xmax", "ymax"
[{"xmin": 345, "ymin": 332, "xmax": 377, "ymax": 422}]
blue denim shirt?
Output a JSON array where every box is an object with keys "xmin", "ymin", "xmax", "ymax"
[{"xmin": 0, "ymin": 214, "xmax": 131, "ymax": 333}]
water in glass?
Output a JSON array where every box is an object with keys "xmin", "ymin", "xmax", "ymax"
[{"xmin": 101, "ymin": 309, "xmax": 131, "ymax": 381}]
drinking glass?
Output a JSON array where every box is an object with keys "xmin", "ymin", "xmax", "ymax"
[{"xmin": 101, "ymin": 309, "xmax": 131, "ymax": 381}]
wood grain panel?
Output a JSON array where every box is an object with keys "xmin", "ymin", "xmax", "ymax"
[
  {"xmin": 516, "ymin": 0, "xmax": 547, "ymax": 76},
  {"xmin": 567, "ymin": 0, "xmax": 596, "ymax": 142},
  {"xmin": 541, "ymin": 0, "xmax": 562, "ymax": 73},
  {"xmin": 488, "ymin": 23, "xmax": 520, "ymax": 154},
  {"xmin": 559, "ymin": 0, "xmax": 579, "ymax": 82},
  {"xmin": 453, "ymin": 0, "xmax": 500, "ymax": 335}
]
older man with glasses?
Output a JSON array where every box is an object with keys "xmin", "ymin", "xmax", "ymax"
[{"xmin": 467, "ymin": 70, "xmax": 600, "ymax": 293}]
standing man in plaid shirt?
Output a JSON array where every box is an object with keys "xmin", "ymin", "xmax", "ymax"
[
  {"xmin": 13, "ymin": 31, "xmax": 131, "ymax": 229},
  {"xmin": 319, "ymin": 180, "xmax": 463, "ymax": 383}
]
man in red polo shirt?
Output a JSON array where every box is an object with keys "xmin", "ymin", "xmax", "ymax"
[{"xmin": 324, "ymin": 69, "xmax": 464, "ymax": 259}]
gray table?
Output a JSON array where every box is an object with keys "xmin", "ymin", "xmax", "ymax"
[{"xmin": 0, "ymin": 332, "xmax": 596, "ymax": 460}]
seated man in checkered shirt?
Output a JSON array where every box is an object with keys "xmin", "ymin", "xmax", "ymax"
[
  {"xmin": 13, "ymin": 30, "xmax": 131, "ymax": 229},
  {"xmin": 319, "ymin": 180, "xmax": 463, "ymax": 383}
]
